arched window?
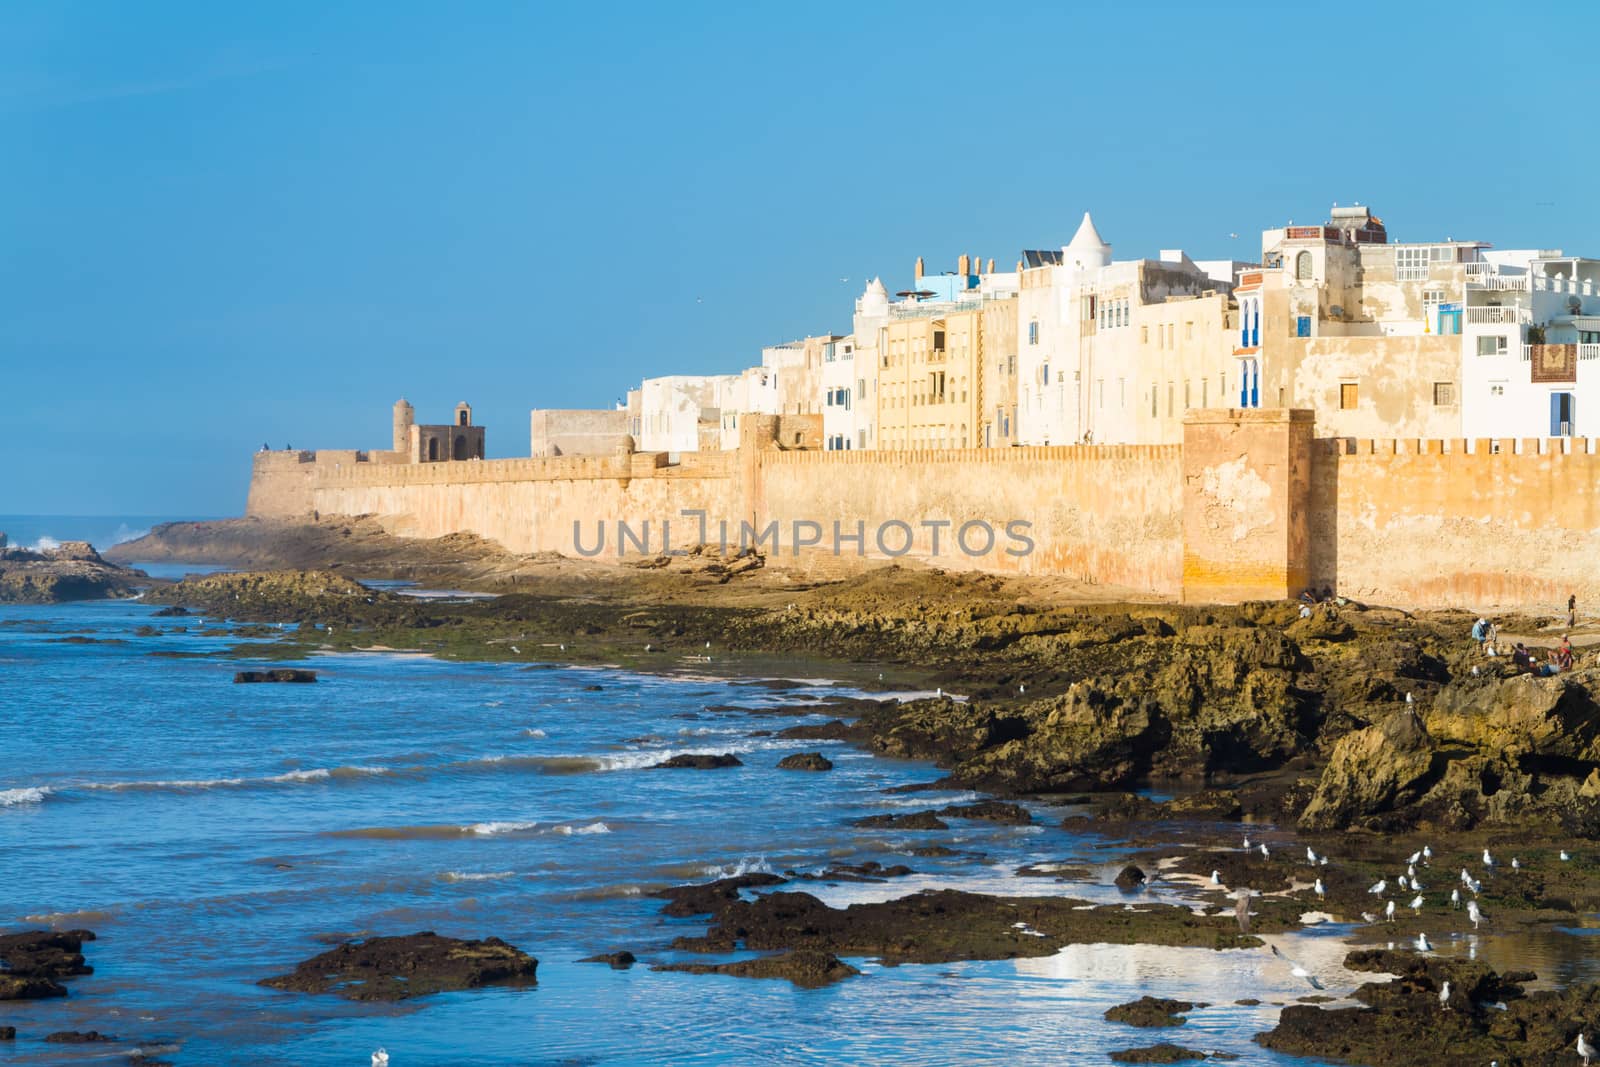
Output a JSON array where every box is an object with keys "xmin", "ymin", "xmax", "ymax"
[
  {"xmin": 428, "ymin": 438, "xmax": 439, "ymax": 462},
  {"xmin": 453, "ymin": 435, "xmax": 468, "ymax": 460},
  {"xmin": 1295, "ymin": 251, "xmax": 1313, "ymax": 281},
  {"xmin": 459, "ymin": 411, "xmax": 469, "ymax": 426}
]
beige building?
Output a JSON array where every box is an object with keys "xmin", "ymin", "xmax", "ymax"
[
  {"xmin": 979, "ymin": 295, "xmax": 1019, "ymax": 447},
  {"xmin": 877, "ymin": 299, "xmax": 984, "ymax": 450},
  {"xmin": 1236, "ymin": 205, "xmax": 1476, "ymax": 438}
]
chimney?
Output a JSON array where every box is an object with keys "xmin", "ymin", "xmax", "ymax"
[
  {"xmin": 987, "ymin": 258, "xmax": 995, "ymax": 274},
  {"xmin": 914, "ymin": 256, "xmax": 924, "ymax": 280},
  {"xmin": 958, "ymin": 253, "xmax": 970, "ymax": 276}
]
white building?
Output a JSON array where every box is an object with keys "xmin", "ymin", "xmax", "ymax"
[
  {"xmin": 637, "ymin": 374, "xmax": 740, "ymax": 453},
  {"xmin": 1461, "ymin": 252, "xmax": 1600, "ymax": 440},
  {"xmin": 845, "ymin": 277, "xmax": 890, "ymax": 450},
  {"xmin": 819, "ymin": 333, "xmax": 861, "ymax": 450}
]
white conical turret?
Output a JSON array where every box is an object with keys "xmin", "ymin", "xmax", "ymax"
[
  {"xmin": 1064, "ymin": 211, "xmax": 1111, "ymax": 271},
  {"xmin": 858, "ymin": 276, "xmax": 890, "ymax": 317}
]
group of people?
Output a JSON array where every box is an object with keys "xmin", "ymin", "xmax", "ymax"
[{"xmin": 1473, "ymin": 616, "xmax": 1578, "ymax": 676}]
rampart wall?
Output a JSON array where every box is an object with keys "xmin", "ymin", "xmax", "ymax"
[{"xmin": 245, "ymin": 416, "xmax": 1600, "ymax": 610}]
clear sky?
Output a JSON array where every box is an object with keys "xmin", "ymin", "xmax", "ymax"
[{"xmin": 3, "ymin": 1, "xmax": 1594, "ymax": 515}]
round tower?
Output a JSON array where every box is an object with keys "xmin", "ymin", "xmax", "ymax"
[
  {"xmin": 392, "ymin": 398, "xmax": 414, "ymax": 453},
  {"xmin": 454, "ymin": 401, "xmax": 473, "ymax": 427},
  {"xmin": 1064, "ymin": 211, "xmax": 1112, "ymax": 272}
]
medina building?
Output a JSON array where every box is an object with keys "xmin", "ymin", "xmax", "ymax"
[{"xmin": 1015, "ymin": 213, "xmax": 1241, "ymax": 446}]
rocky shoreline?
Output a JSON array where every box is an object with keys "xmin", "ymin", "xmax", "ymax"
[
  {"xmin": 32, "ymin": 518, "xmax": 1600, "ymax": 1062},
  {"xmin": 0, "ymin": 539, "xmax": 147, "ymax": 603}
]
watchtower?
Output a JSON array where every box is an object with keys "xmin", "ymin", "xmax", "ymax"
[
  {"xmin": 454, "ymin": 402, "xmax": 473, "ymax": 428},
  {"xmin": 393, "ymin": 398, "xmax": 415, "ymax": 453}
]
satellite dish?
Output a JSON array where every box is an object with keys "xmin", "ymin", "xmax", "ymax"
[
  {"xmin": 1330, "ymin": 305, "xmax": 1345, "ymax": 318},
  {"xmin": 1568, "ymin": 296, "xmax": 1582, "ymax": 313}
]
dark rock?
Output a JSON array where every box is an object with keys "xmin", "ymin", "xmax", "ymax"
[
  {"xmin": 652, "ymin": 949, "xmax": 858, "ymax": 988},
  {"xmin": 936, "ymin": 800, "xmax": 1031, "ymax": 823},
  {"xmin": 152, "ymin": 605, "xmax": 191, "ymax": 616},
  {"xmin": 798, "ymin": 861, "xmax": 914, "ymax": 882},
  {"xmin": 233, "ymin": 669, "xmax": 318, "ymax": 684},
  {"xmin": 1110, "ymin": 1044, "xmax": 1236, "ymax": 1063},
  {"xmin": 0, "ymin": 929, "xmax": 95, "ymax": 1000},
  {"xmin": 909, "ymin": 845, "xmax": 959, "ymax": 857},
  {"xmin": 851, "ymin": 811, "xmax": 949, "ymax": 830},
  {"xmin": 653, "ymin": 753, "xmax": 742, "ymax": 769},
  {"xmin": 651, "ymin": 873, "xmax": 786, "ymax": 917},
  {"xmin": 1105, "ymin": 996, "xmax": 1200, "ymax": 1027},
  {"xmin": 259, "ymin": 932, "xmax": 538, "ymax": 1001},
  {"xmin": 672, "ymin": 888, "xmax": 1260, "ymax": 964},
  {"xmin": 0, "ymin": 1026, "xmax": 13, "ymax": 1040},
  {"xmin": 1114, "ymin": 864, "xmax": 1147, "ymax": 890},
  {"xmin": 579, "ymin": 950, "xmax": 636, "ymax": 968},
  {"xmin": 777, "ymin": 752, "xmax": 834, "ymax": 771},
  {"xmin": 45, "ymin": 1031, "xmax": 116, "ymax": 1043},
  {"xmin": 776, "ymin": 719, "xmax": 861, "ymax": 742}
]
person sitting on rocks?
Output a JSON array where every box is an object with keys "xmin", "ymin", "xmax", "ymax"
[
  {"xmin": 1299, "ymin": 589, "xmax": 1317, "ymax": 607},
  {"xmin": 1511, "ymin": 643, "xmax": 1533, "ymax": 672},
  {"xmin": 1554, "ymin": 637, "xmax": 1575, "ymax": 673}
]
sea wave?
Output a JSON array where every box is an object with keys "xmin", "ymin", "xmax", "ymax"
[
  {"xmin": 553, "ymin": 821, "xmax": 610, "ymax": 836},
  {"xmin": 0, "ymin": 786, "xmax": 52, "ymax": 807},
  {"xmin": 441, "ymin": 870, "xmax": 516, "ymax": 883},
  {"xmin": 78, "ymin": 765, "xmax": 390, "ymax": 793},
  {"xmin": 700, "ymin": 855, "xmax": 775, "ymax": 879},
  {"xmin": 468, "ymin": 820, "xmax": 541, "ymax": 836}
]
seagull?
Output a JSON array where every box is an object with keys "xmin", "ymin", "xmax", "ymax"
[
  {"xmin": 1439, "ymin": 980, "xmax": 1451, "ymax": 1008},
  {"xmin": 1451, "ymin": 888, "xmax": 1461, "ymax": 909},
  {"xmin": 1468, "ymin": 900, "xmax": 1487, "ymax": 929},
  {"xmin": 1314, "ymin": 878, "xmax": 1325, "ymax": 899},
  {"xmin": 1511, "ymin": 857, "xmax": 1520, "ymax": 870},
  {"xmin": 1260, "ymin": 843, "xmax": 1270, "ymax": 859},
  {"xmin": 1405, "ymin": 692, "xmax": 1414, "ymax": 704},
  {"xmin": 644, "ymin": 643, "xmax": 652, "ymax": 652},
  {"xmin": 1018, "ymin": 683, "xmax": 1027, "ymax": 694},
  {"xmin": 1242, "ymin": 835, "xmax": 1252, "ymax": 851},
  {"xmin": 559, "ymin": 643, "xmax": 565, "ymax": 651},
  {"xmin": 1271, "ymin": 944, "xmax": 1325, "ymax": 989},
  {"xmin": 1319, "ymin": 855, "xmax": 1329, "ymax": 867},
  {"xmin": 1408, "ymin": 863, "xmax": 1418, "ymax": 881},
  {"xmin": 1561, "ymin": 850, "xmax": 1571, "ymax": 862},
  {"xmin": 1460, "ymin": 868, "xmax": 1472, "ymax": 886},
  {"xmin": 1408, "ymin": 851, "xmax": 1422, "ymax": 866},
  {"xmin": 936, "ymin": 687, "xmax": 943, "ymax": 698},
  {"xmin": 1483, "ymin": 849, "xmax": 1495, "ymax": 869},
  {"xmin": 705, "ymin": 641, "xmax": 711, "ymax": 649},
  {"xmin": 1416, "ymin": 932, "xmax": 1431, "ymax": 951},
  {"xmin": 1410, "ymin": 894, "xmax": 1424, "ymax": 912},
  {"xmin": 1307, "ymin": 846, "xmax": 1318, "ymax": 864},
  {"xmin": 373, "ymin": 1051, "xmax": 390, "ymax": 1067},
  {"xmin": 1369, "ymin": 879, "xmax": 1388, "ymax": 895},
  {"xmin": 510, "ymin": 646, "xmax": 520, "ymax": 654},
  {"xmin": 1361, "ymin": 911, "xmax": 1378, "ymax": 924},
  {"xmin": 1397, "ymin": 875, "xmax": 1410, "ymax": 891},
  {"xmin": 1579, "ymin": 1031, "xmax": 1595, "ymax": 1066},
  {"xmin": 1385, "ymin": 900, "xmax": 1397, "ymax": 922},
  {"xmin": 1422, "ymin": 845, "xmax": 1433, "ymax": 861},
  {"xmin": 1210, "ymin": 870, "xmax": 1222, "ymax": 886}
]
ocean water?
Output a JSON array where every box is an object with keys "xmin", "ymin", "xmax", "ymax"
[
  {"xmin": 0, "ymin": 515, "xmax": 209, "ymax": 555},
  {"xmin": 2, "ymin": 600, "xmax": 1591, "ymax": 1065}
]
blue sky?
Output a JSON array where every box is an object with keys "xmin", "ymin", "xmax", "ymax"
[{"xmin": 2, "ymin": 1, "xmax": 1593, "ymax": 515}]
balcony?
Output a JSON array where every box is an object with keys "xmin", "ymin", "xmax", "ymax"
[
  {"xmin": 1466, "ymin": 306, "xmax": 1532, "ymax": 325},
  {"xmin": 1580, "ymin": 343, "xmax": 1600, "ymax": 361}
]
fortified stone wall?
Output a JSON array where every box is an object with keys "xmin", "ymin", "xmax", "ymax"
[
  {"xmin": 244, "ymin": 417, "xmax": 1600, "ymax": 610},
  {"xmin": 1310, "ymin": 436, "xmax": 1600, "ymax": 609}
]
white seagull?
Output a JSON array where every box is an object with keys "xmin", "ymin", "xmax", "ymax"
[
  {"xmin": 1410, "ymin": 894, "xmax": 1424, "ymax": 911},
  {"xmin": 1369, "ymin": 879, "xmax": 1388, "ymax": 895},
  {"xmin": 1450, "ymin": 888, "xmax": 1461, "ymax": 909},
  {"xmin": 1511, "ymin": 857, "xmax": 1521, "ymax": 870},
  {"xmin": 1260, "ymin": 843, "xmax": 1270, "ymax": 859},
  {"xmin": 1211, "ymin": 870, "xmax": 1222, "ymax": 886},
  {"xmin": 1243, "ymin": 835, "xmax": 1252, "ymax": 851},
  {"xmin": 1439, "ymin": 980, "xmax": 1451, "ymax": 1009},
  {"xmin": 1408, "ymin": 850, "xmax": 1422, "ymax": 866},
  {"xmin": 1483, "ymin": 848, "xmax": 1495, "ymax": 869},
  {"xmin": 1561, "ymin": 850, "xmax": 1571, "ymax": 862},
  {"xmin": 1579, "ymin": 1032, "xmax": 1595, "ymax": 1067},
  {"xmin": 1398, "ymin": 875, "xmax": 1411, "ymax": 891},
  {"xmin": 1460, "ymin": 867, "xmax": 1473, "ymax": 886},
  {"xmin": 373, "ymin": 1051, "xmax": 390, "ymax": 1067},
  {"xmin": 1385, "ymin": 899, "xmax": 1397, "ymax": 922},
  {"xmin": 1415, "ymin": 932, "xmax": 1431, "ymax": 951},
  {"xmin": 1270, "ymin": 944, "xmax": 1325, "ymax": 990},
  {"xmin": 1408, "ymin": 863, "xmax": 1418, "ymax": 881},
  {"xmin": 1306, "ymin": 846, "xmax": 1318, "ymax": 864},
  {"xmin": 1314, "ymin": 878, "xmax": 1325, "ymax": 899},
  {"xmin": 1361, "ymin": 911, "xmax": 1378, "ymax": 924},
  {"xmin": 1467, "ymin": 900, "xmax": 1487, "ymax": 930},
  {"xmin": 1422, "ymin": 845, "xmax": 1433, "ymax": 861}
]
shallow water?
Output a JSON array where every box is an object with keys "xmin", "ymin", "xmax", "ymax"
[{"xmin": 3, "ymin": 599, "xmax": 1591, "ymax": 1064}]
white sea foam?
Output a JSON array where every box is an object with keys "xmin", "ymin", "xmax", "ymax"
[
  {"xmin": 701, "ymin": 855, "xmax": 774, "ymax": 879},
  {"xmin": 77, "ymin": 765, "xmax": 389, "ymax": 793},
  {"xmin": 0, "ymin": 786, "xmax": 52, "ymax": 807},
  {"xmin": 112, "ymin": 523, "xmax": 149, "ymax": 545},
  {"xmin": 468, "ymin": 820, "xmax": 540, "ymax": 836},
  {"xmin": 521, "ymin": 728, "xmax": 547, "ymax": 738},
  {"xmin": 442, "ymin": 870, "xmax": 516, "ymax": 882},
  {"xmin": 553, "ymin": 821, "xmax": 610, "ymax": 836},
  {"xmin": 28, "ymin": 535, "xmax": 60, "ymax": 552}
]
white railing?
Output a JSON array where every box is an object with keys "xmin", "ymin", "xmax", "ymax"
[
  {"xmin": 1466, "ymin": 306, "xmax": 1532, "ymax": 324},
  {"xmin": 1580, "ymin": 343, "xmax": 1600, "ymax": 361},
  {"xmin": 1469, "ymin": 274, "xmax": 1528, "ymax": 292},
  {"xmin": 1532, "ymin": 275, "xmax": 1598, "ymax": 297},
  {"xmin": 1522, "ymin": 344, "xmax": 1533, "ymax": 361}
]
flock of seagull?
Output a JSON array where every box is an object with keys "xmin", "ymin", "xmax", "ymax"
[{"xmin": 1219, "ymin": 836, "xmax": 1595, "ymax": 1064}]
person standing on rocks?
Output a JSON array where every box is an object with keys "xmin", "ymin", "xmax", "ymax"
[{"xmin": 1569, "ymin": 594, "xmax": 1578, "ymax": 628}]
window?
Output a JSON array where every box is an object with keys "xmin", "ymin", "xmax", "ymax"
[
  {"xmin": 1184, "ymin": 321, "xmax": 1193, "ymax": 341},
  {"xmin": 1490, "ymin": 383, "xmax": 1505, "ymax": 397},
  {"xmin": 933, "ymin": 329, "xmax": 946, "ymax": 351},
  {"xmin": 1433, "ymin": 382, "xmax": 1457, "ymax": 406},
  {"xmin": 1141, "ymin": 325, "xmax": 1149, "ymax": 344},
  {"xmin": 1296, "ymin": 315, "xmax": 1311, "ymax": 338},
  {"xmin": 1028, "ymin": 321, "xmax": 1038, "ymax": 345},
  {"xmin": 1477, "ymin": 335, "xmax": 1508, "ymax": 356},
  {"xmin": 1340, "ymin": 382, "xmax": 1359, "ymax": 409},
  {"xmin": 1295, "ymin": 250, "xmax": 1313, "ymax": 281},
  {"xmin": 1097, "ymin": 379, "xmax": 1104, "ymax": 409},
  {"xmin": 1041, "ymin": 362, "xmax": 1049, "ymax": 385},
  {"xmin": 1150, "ymin": 385, "xmax": 1157, "ymax": 417},
  {"xmin": 1395, "ymin": 246, "xmax": 1431, "ymax": 281},
  {"xmin": 1423, "ymin": 288, "xmax": 1445, "ymax": 313}
]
